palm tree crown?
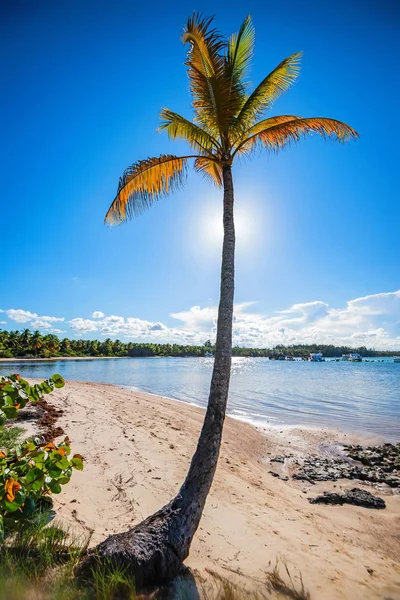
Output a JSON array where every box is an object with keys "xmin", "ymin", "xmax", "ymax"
[{"xmin": 105, "ymin": 13, "xmax": 357, "ymax": 224}]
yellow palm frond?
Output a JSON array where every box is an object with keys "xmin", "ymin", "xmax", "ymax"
[
  {"xmin": 234, "ymin": 117, "xmax": 358, "ymax": 157},
  {"xmin": 105, "ymin": 155, "xmax": 194, "ymax": 224},
  {"xmin": 158, "ymin": 109, "xmax": 221, "ymax": 154},
  {"xmin": 233, "ymin": 115, "xmax": 300, "ymax": 152},
  {"xmin": 194, "ymin": 157, "xmax": 223, "ymax": 187},
  {"xmin": 233, "ymin": 52, "xmax": 302, "ymax": 134}
]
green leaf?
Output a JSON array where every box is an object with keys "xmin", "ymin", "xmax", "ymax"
[
  {"xmin": 47, "ymin": 466, "xmax": 62, "ymax": 478},
  {"xmin": 2, "ymin": 406, "xmax": 18, "ymax": 419},
  {"xmin": 1, "ymin": 385, "xmax": 15, "ymax": 393},
  {"xmin": 40, "ymin": 382, "xmax": 53, "ymax": 395},
  {"xmin": 25, "ymin": 468, "xmax": 45, "ymax": 491},
  {"xmin": 47, "ymin": 480, "xmax": 62, "ymax": 494},
  {"xmin": 57, "ymin": 476, "xmax": 70, "ymax": 485},
  {"xmin": 3, "ymin": 490, "xmax": 25, "ymax": 513},
  {"xmin": 71, "ymin": 457, "xmax": 84, "ymax": 471},
  {"xmin": 53, "ymin": 454, "xmax": 70, "ymax": 470},
  {"xmin": 50, "ymin": 374, "xmax": 65, "ymax": 389},
  {"xmin": 4, "ymin": 394, "xmax": 16, "ymax": 405},
  {"xmin": 24, "ymin": 441, "xmax": 37, "ymax": 452}
]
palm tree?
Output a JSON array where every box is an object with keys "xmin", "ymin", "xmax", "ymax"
[
  {"xmin": 43, "ymin": 334, "xmax": 60, "ymax": 355},
  {"xmin": 31, "ymin": 330, "xmax": 43, "ymax": 357},
  {"xmin": 21, "ymin": 328, "xmax": 31, "ymax": 347},
  {"xmin": 79, "ymin": 14, "xmax": 357, "ymax": 586}
]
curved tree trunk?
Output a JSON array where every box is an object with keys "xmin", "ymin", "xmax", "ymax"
[{"xmin": 77, "ymin": 165, "xmax": 236, "ymax": 588}]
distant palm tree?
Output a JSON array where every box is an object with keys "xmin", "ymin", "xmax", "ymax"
[
  {"xmin": 81, "ymin": 14, "xmax": 358, "ymax": 586},
  {"xmin": 43, "ymin": 334, "xmax": 60, "ymax": 355},
  {"xmin": 21, "ymin": 328, "xmax": 31, "ymax": 347},
  {"xmin": 31, "ymin": 331, "xmax": 43, "ymax": 356}
]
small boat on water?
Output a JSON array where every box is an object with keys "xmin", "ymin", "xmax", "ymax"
[
  {"xmin": 393, "ymin": 357, "xmax": 400, "ymax": 363},
  {"xmin": 341, "ymin": 354, "xmax": 350, "ymax": 361},
  {"xmin": 348, "ymin": 353, "xmax": 362, "ymax": 362},
  {"xmin": 309, "ymin": 352, "xmax": 325, "ymax": 362},
  {"xmin": 204, "ymin": 351, "xmax": 214, "ymax": 358}
]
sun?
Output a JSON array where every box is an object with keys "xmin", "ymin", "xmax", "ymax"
[{"xmin": 202, "ymin": 204, "xmax": 253, "ymax": 246}]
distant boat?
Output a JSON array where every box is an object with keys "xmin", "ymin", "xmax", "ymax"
[
  {"xmin": 393, "ymin": 357, "xmax": 400, "ymax": 363},
  {"xmin": 349, "ymin": 353, "xmax": 362, "ymax": 362},
  {"xmin": 309, "ymin": 352, "xmax": 324, "ymax": 362},
  {"xmin": 341, "ymin": 354, "xmax": 350, "ymax": 361},
  {"xmin": 204, "ymin": 351, "xmax": 214, "ymax": 358}
]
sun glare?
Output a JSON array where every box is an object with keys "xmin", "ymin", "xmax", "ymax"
[{"xmin": 201, "ymin": 203, "xmax": 254, "ymax": 247}]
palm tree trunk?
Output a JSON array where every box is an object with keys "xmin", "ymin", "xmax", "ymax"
[
  {"xmin": 77, "ymin": 165, "xmax": 236, "ymax": 588},
  {"xmin": 170, "ymin": 163, "xmax": 235, "ymax": 542}
]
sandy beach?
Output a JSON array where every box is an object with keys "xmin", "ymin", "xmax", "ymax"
[{"xmin": 23, "ymin": 380, "xmax": 400, "ymax": 599}]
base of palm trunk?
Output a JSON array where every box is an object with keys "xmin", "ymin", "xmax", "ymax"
[{"xmin": 75, "ymin": 503, "xmax": 188, "ymax": 588}]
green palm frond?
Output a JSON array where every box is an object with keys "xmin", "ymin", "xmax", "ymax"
[
  {"xmin": 105, "ymin": 155, "xmax": 194, "ymax": 224},
  {"xmin": 182, "ymin": 13, "xmax": 227, "ymax": 138},
  {"xmin": 226, "ymin": 15, "xmax": 255, "ymax": 88},
  {"xmin": 234, "ymin": 117, "xmax": 358, "ymax": 157},
  {"xmin": 233, "ymin": 52, "xmax": 302, "ymax": 135},
  {"xmin": 194, "ymin": 157, "xmax": 223, "ymax": 187},
  {"xmin": 158, "ymin": 109, "xmax": 221, "ymax": 154}
]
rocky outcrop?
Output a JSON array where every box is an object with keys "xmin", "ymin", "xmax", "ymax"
[
  {"xmin": 293, "ymin": 442, "xmax": 400, "ymax": 488},
  {"xmin": 309, "ymin": 488, "xmax": 386, "ymax": 509}
]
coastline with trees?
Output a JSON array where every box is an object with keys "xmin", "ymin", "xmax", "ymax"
[{"xmin": 0, "ymin": 329, "xmax": 396, "ymax": 360}]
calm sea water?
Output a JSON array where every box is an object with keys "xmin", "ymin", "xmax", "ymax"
[{"xmin": 1, "ymin": 357, "xmax": 399, "ymax": 441}]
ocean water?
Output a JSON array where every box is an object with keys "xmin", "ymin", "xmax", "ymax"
[{"xmin": 1, "ymin": 357, "xmax": 399, "ymax": 441}]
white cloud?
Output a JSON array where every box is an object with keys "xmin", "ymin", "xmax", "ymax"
[
  {"xmin": 69, "ymin": 318, "xmax": 99, "ymax": 332},
  {"xmin": 3, "ymin": 291, "xmax": 400, "ymax": 349},
  {"xmin": 0, "ymin": 321, "xmax": 6, "ymax": 325},
  {"xmin": 6, "ymin": 309, "xmax": 38, "ymax": 323},
  {"xmin": 170, "ymin": 302, "xmax": 256, "ymax": 331},
  {"xmin": 92, "ymin": 311, "xmax": 105, "ymax": 319},
  {"xmin": 6, "ymin": 309, "xmax": 64, "ymax": 328}
]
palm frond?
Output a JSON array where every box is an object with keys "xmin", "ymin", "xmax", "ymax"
[
  {"xmin": 105, "ymin": 155, "xmax": 193, "ymax": 224},
  {"xmin": 182, "ymin": 13, "xmax": 226, "ymax": 137},
  {"xmin": 234, "ymin": 52, "xmax": 302, "ymax": 133},
  {"xmin": 233, "ymin": 115, "xmax": 300, "ymax": 153},
  {"xmin": 182, "ymin": 13, "xmax": 225, "ymax": 79},
  {"xmin": 158, "ymin": 109, "xmax": 221, "ymax": 154},
  {"xmin": 234, "ymin": 117, "xmax": 359, "ymax": 157},
  {"xmin": 226, "ymin": 15, "xmax": 255, "ymax": 87},
  {"xmin": 194, "ymin": 157, "xmax": 223, "ymax": 187}
]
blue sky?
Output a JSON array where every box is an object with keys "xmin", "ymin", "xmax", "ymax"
[{"xmin": 1, "ymin": 0, "xmax": 399, "ymax": 348}]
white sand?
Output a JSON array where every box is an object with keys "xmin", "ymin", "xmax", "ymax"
[{"xmin": 28, "ymin": 380, "xmax": 400, "ymax": 599}]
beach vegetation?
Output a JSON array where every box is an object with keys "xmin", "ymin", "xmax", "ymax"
[
  {"xmin": 0, "ymin": 329, "xmax": 394, "ymax": 359},
  {"xmin": 0, "ymin": 375, "xmax": 83, "ymax": 540},
  {"xmin": 76, "ymin": 12, "xmax": 358, "ymax": 586}
]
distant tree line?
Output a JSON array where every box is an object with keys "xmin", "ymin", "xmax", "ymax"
[{"xmin": 0, "ymin": 329, "xmax": 396, "ymax": 359}]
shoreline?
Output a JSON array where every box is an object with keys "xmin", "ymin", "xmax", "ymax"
[
  {"xmin": 0, "ymin": 356, "xmax": 132, "ymax": 362},
  {"xmin": 22, "ymin": 379, "xmax": 400, "ymax": 599},
  {"xmin": 120, "ymin": 384, "xmax": 388, "ymax": 446}
]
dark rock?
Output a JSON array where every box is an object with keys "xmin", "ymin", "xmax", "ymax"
[
  {"xmin": 343, "ymin": 442, "xmax": 400, "ymax": 472},
  {"xmin": 293, "ymin": 443, "xmax": 400, "ymax": 489},
  {"xmin": 309, "ymin": 488, "xmax": 386, "ymax": 509},
  {"xmin": 270, "ymin": 456, "xmax": 285, "ymax": 463}
]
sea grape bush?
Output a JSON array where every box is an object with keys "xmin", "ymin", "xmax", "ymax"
[{"xmin": 0, "ymin": 374, "xmax": 83, "ymax": 539}]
